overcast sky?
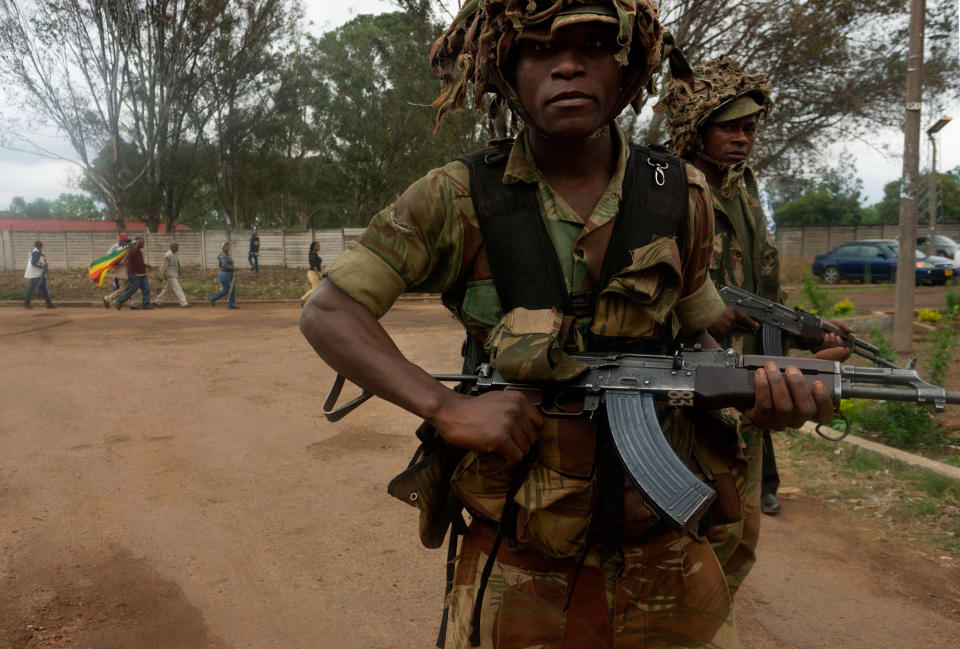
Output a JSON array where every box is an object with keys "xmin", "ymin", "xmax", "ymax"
[{"xmin": 0, "ymin": 0, "xmax": 957, "ymax": 211}]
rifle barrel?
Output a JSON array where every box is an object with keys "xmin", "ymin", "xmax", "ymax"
[
  {"xmin": 432, "ymin": 373, "xmax": 477, "ymax": 383},
  {"xmin": 846, "ymin": 384, "xmax": 960, "ymax": 405}
]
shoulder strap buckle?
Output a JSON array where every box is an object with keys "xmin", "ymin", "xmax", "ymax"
[{"xmin": 647, "ymin": 157, "xmax": 669, "ymax": 187}]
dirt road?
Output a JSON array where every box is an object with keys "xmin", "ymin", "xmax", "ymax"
[{"xmin": 1, "ymin": 303, "xmax": 958, "ymax": 648}]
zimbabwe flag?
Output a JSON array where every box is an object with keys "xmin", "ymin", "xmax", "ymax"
[{"xmin": 88, "ymin": 245, "xmax": 131, "ymax": 287}]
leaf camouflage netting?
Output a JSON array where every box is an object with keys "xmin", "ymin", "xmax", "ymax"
[
  {"xmin": 428, "ymin": 0, "xmax": 664, "ymax": 132},
  {"xmin": 655, "ymin": 55, "xmax": 772, "ymax": 159}
]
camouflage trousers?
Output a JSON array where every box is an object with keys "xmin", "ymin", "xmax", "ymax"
[
  {"xmin": 445, "ymin": 523, "xmax": 739, "ymax": 649},
  {"xmin": 707, "ymin": 426, "xmax": 763, "ymax": 596}
]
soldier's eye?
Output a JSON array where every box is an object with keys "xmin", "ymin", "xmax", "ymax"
[{"xmin": 532, "ymin": 41, "xmax": 552, "ymax": 52}]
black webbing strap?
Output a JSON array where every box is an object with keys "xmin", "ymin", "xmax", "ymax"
[
  {"xmin": 435, "ymin": 334, "xmax": 488, "ymax": 649},
  {"xmin": 596, "ymin": 143, "xmax": 689, "ymax": 292},
  {"xmin": 459, "ymin": 145, "xmax": 568, "ymax": 313},
  {"xmin": 468, "ymin": 454, "xmax": 535, "ymax": 647},
  {"xmin": 460, "ymin": 142, "xmax": 688, "ymax": 320}
]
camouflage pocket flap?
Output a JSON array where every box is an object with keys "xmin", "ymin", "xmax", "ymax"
[
  {"xmin": 590, "ymin": 238, "xmax": 683, "ymax": 339},
  {"xmin": 485, "ymin": 307, "xmax": 587, "ymax": 383}
]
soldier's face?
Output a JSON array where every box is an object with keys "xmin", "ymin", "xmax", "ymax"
[
  {"xmin": 700, "ymin": 114, "xmax": 758, "ymax": 166},
  {"xmin": 512, "ymin": 22, "xmax": 623, "ymax": 139}
]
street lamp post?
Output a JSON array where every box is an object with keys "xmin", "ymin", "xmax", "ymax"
[{"xmin": 926, "ymin": 116, "xmax": 952, "ymax": 257}]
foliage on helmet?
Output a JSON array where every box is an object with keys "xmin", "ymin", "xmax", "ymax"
[
  {"xmin": 428, "ymin": 0, "xmax": 664, "ymax": 131},
  {"xmin": 655, "ymin": 56, "xmax": 772, "ymax": 158}
]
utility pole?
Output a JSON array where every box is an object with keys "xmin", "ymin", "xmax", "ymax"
[
  {"xmin": 893, "ymin": 0, "xmax": 925, "ymax": 352},
  {"xmin": 926, "ymin": 116, "xmax": 953, "ymax": 257}
]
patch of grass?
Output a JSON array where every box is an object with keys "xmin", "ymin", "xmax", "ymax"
[{"xmin": 778, "ymin": 430, "xmax": 960, "ymax": 556}]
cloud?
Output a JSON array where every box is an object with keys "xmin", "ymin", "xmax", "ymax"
[{"xmin": 0, "ymin": 158, "xmax": 77, "ymax": 208}]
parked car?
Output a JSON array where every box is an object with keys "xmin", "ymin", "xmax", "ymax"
[
  {"xmin": 812, "ymin": 239, "xmax": 956, "ymax": 285},
  {"xmin": 916, "ymin": 234, "xmax": 960, "ymax": 259}
]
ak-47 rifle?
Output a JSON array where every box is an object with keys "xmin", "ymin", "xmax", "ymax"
[
  {"xmin": 322, "ymin": 347, "xmax": 960, "ymax": 533},
  {"xmin": 719, "ymin": 285, "xmax": 909, "ymax": 369}
]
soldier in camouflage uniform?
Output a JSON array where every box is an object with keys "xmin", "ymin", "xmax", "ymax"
[
  {"xmin": 657, "ymin": 56, "xmax": 850, "ymax": 596},
  {"xmin": 300, "ymin": 4, "xmax": 836, "ymax": 648}
]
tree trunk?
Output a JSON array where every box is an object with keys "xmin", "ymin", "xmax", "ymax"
[{"xmin": 146, "ymin": 202, "xmax": 162, "ymax": 233}]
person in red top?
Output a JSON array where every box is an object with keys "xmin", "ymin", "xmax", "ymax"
[{"xmin": 114, "ymin": 237, "xmax": 153, "ymax": 310}]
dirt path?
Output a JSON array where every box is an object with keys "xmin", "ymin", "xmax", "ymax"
[{"xmin": 1, "ymin": 303, "xmax": 958, "ymax": 648}]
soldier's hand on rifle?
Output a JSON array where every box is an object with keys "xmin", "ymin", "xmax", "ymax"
[
  {"xmin": 811, "ymin": 331, "xmax": 852, "ymax": 362},
  {"xmin": 812, "ymin": 321, "xmax": 853, "ymax": 361},
  {"xmin": 707, "ymin": 305, "xmax": 759, "ymax": 341},
  {"xmin": 430, "ymin": 390, "xmax": 543, "ymax": 465},
  {"xmin": 744, "ymin": 361, "xmax": 834, "ymax": 431}
]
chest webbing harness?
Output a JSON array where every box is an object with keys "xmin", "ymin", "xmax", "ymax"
[{"xmin": 438, "ymin": 141, "xmax": 688, "ymax": 648}]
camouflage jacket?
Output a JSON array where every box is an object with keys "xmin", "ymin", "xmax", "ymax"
[
  {"xmin": 709, "ymin": 166, "xmax": 782, "ymax": 304},
  {"xmin": 327, "ymin": 126, "xmax": 731, "ymax": 558}
]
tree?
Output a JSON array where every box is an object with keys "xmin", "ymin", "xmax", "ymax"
[
  {"xmin": 0, "ymin": 1, "xmax": 146, "ymax": 230},
  {"xmin": 306, "ymin": 5, "xmax": 484, "ymax": 227},
  {"xmin": 875, "ymin": 167, "xmax": 960, "ymax": 224},
  {"xmin": 774, "ymin": 181, "xmax": 865, "ymax": 226},
  {"xmin": 24, "ymin": 198, "xmax": 50, "ymax": 219},
  {"xmin": 8, "ymin": 196, "xmax": 26, "ymax": 213},
  {"xmin": 50, "ymin": 193, "xmax": 103, "ymax": 220},
  {"xmin": 125, "ymin": 0, "xmax": 298, "ymax": 232}
]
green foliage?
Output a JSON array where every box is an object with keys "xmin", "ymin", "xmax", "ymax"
[
  {"xmin": 830, "ymin": 298, "xmax": 855, "ymax": 316},
  {"xmin": 306, "ymin": 9, "xmax": 486, "ymax": 228},
  {"xmin": 917, "ymin": 308, "xmax": 943, "ymax": 323},
  {"xmin": 50, "ymin": 193, "xmax": 102, "ymax": 220},
  {"xmin": 925, "ymin": 326, "xmax": 959, "ymax": 387},
  {"xmin": 774, "ymin": 180, "xmax": 866, "ymax": 226},
  {"xmin": 801, "ymin": 269, "xmax": 831, "ymax": 314},
  {"xmin": 875, "ymin": 169, "xmax": 960, "ymax": 224},
  {"xmin": 842, "ymin": 399, "xmax": 944, "ymax": 450},
  {"xmin": 868, "ymin": 326, "xmax": 897, "ymax": 365},
  {"xmin": 946, "ymin": 288, "xmax": 960, "ymax": 317}
]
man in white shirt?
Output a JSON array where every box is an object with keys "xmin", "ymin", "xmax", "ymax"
[{"xmin": 23, "ymin": 241, "xmax": 54, "ymax": 309}]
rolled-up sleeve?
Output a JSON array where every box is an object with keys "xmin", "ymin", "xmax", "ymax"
[{"xmin": 324, "ymin": 162, "xmax": 468, "ymax": 318}]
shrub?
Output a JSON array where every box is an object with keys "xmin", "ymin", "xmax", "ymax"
[
  {"xmin": 946, "ymin": 289, "xmax": 960, "ymax": 317},
  {"xmin": 868, "ymin": 326, "xmax": 897, "ymax": 365},
  {"xmin": 845, "ymin": 399, "xmax": 944, "ymax": 450},
  {"xmin": 801, "ymin": 269, "xmax": 830, "ymax": 315},
  {"xmin": 917, "ymin": 309, "xmax": 942, "ymax": 323},
  {"xmin": 926, "ymin": 326, "xmax": 959, "ymax": 387},
  {"xmin": 830, "ymin": 298, "xmax": 855, "ymax": 316}
]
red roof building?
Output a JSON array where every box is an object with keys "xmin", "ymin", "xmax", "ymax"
[{"xmin": 0, "ymin": 217, "xmax": 190, "ymax": 232}]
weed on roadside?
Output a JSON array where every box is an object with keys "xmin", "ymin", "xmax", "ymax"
[
  {"xmin": 800, "ymin": 270, "xmax": 831, "ymax": 315},
  {"xmin": 779, "ymin": 431, "xmax": 960, "ymax": 555}
]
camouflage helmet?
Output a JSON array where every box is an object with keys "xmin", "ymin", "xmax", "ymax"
[
  {"xmin": 428, "ymin": 0, "xmax": 664, "ymax": 132},
  {"xmin": 655, "ymin": 55, "xmax": 772, "ymax": 159}
]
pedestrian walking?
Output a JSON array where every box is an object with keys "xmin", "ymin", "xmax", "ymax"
[
  {"xmin": 114, "ymin": 237, "xmax": 153, "ymax": 310},
  {"xmin": 248, "ymin": 229, "xmax": 260, "ymax": 272},
  {"xmin": 154, "ymin": 242, "xmax": 189, "ymax": 308},
  {"xmin": 102, "ymin": 236, "xmax": 132, "ymax": 308},
  {"xmin": 210, "ymin": 242, "xmax": 238, "ymax": 308},
  {"xmin": 299, "ymin": 241, "xmax": 323, "ymax": 307},
  {"xmin": 23, "ymin": 241, "xmax": 54, "ymax": 309}
]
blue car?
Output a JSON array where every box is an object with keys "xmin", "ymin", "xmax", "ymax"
[{"xmin": 812, "ymin": 239, "xmax": 956, "ymax": 285}]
